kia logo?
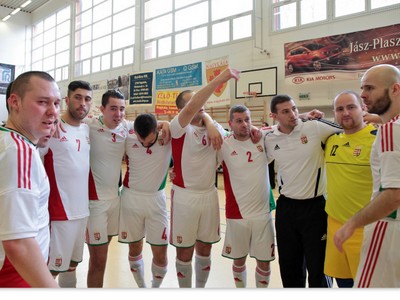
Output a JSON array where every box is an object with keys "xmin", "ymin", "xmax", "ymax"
[{"xmin": 292, "ymin": 77, "xmax": 305, "ymax": 84}]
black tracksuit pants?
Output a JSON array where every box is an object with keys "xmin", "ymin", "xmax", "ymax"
[{"xmin": 275, "ymin": 194, "xmax": 331, "ymax": 288}]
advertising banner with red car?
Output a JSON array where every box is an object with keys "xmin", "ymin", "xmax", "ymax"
[{"xmin": 284, "ymin": 23, "xmax": 400, "ymax": 85}]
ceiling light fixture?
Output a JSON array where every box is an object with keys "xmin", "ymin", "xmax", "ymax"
[
  {"xmin": 21, "ymin": 0, "xmax": 32, "ymax": 8},
  {"xmin": 11, "ymin": 8, "xmax": 21, "ymax": 15},
  {"xmin": 2, "ymin": 0, "xmax": 33, "ymax": 22}
]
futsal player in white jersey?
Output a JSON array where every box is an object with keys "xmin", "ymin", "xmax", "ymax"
[
  {"xmin": 218, "ymin": 105, "xmax": 275, "ymax": 288},
  {"xmin": 0, "ymin": 71, "xmax": 60, "ymax": 288},
  {"xmin": 263, "ymin": 94, "xmax": 341, "ymax": 288},
  {"xmin": 41, "ymin": 80, "xmax": 93, "ymax": 287},
  {"xmin": 335, "ymin": 64, "xmax": 400, "ymax": 287},
  {"xmin": 118, "ymin": 113, "xmax": 172, "ymax": 288},
  {"xmin": 169, "ymin": 67, "xmax": 240, "ymax": 288},
  {"xmin": 85, "ymin": 89, "xmax": 128, "ymax": 287},
  {"xmin": 84, "ymin": 90, "xmax": 171, "ymax": 287}
]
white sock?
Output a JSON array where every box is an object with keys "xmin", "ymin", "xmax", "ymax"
[
  {"xmin": 129, "ymin": 254, "xmax": 146, "ymax": 288},
  {"xmin": 176, "ymin": 258, "xmax": 192, "ymax": 288},
  {"xmin": 58, "ymin": 267, "xmax": 77, "ymax": 288},
  {"xmin": 195, "ymin": 254, "xmax": 211, "ymax": 288},
  {"xmin": 151, "ymin": 261, "xmax": 167, "ymax": 288},
  {"xmin": 255, "ymin": 266, "xmax": 271, "ymax": 288},
  {"xmin": 232, "ymin": 263, "xmax": 247, "ymax": 288}
]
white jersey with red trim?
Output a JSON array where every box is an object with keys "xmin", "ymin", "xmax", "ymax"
[
  {"xmin": 41, "ymin": 121, "xmax": 90, "ymax": 220},
  {"xmin": 170, "ymin": 116, "xmax": 225, "ymax": 191},
  {"xmin": 371, "ymin": 115, "xmax": 400, "ymax": 220},
  {"xmin": 123, "ymin": 129, "xmax": 172, "ymax": 193},
  {"xmin": 85, "ymin": 117, "xmax": 130, "ymax": 200},
  {"xmin": 218, "ymin": 134, "xmax": 270, "ymax": 219},
  {"xmin": 0, "ymin": 128, "xmax": 50, "ymax": 270}
]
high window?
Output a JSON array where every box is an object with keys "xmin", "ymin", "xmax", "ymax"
[{"xmin": 31, "ymin": 6, "xmax": 71, "ymax": 81}]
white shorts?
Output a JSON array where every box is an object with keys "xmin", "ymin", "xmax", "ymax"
[
  {"xmin": 355, "ymin": 219, "xmax": 400, "ymax": 287},
  {"xmin": 86, "ymin": 197, "xmax": 120, "ymax": 245},
  {"xmin": 222, "ymin": 214, "xmax": 275, "ymax": 261},
  {"xmin": 118, "ymin": 188, "xmax": 169, "ymax": 246},
  {"xmin": 170, "ymin": 185, "xmax": 220, "ymax": 247},
  {"xmin": 48, "ymin": 218, "xmax": 88, "ymax": 272}
]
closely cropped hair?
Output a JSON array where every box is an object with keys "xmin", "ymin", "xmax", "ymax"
[
  {"xmin": 229, "ymin": 104, "xmax": 249, "ymax": 120},
  {"xmin": 334, "ymin": 90, "xmax": 363, "ymax": 106},
  {"xmin": 270, "ymin": 94, "xmax": 293, "ymax": 113},
  {"xmin": 102, "ymin": 89, "xmax": 124, "ymax": 107},
  {"xmin": 11, "ymin": 71, "xmax": 55, "ymax": 99},
  {"xmin": 134, "ymin": 113, "xmax": 157, "ymax": 139},
  {"xmin": 67, "ymin": 80, "xmax": 92, "ymax": 97},
  {"xmin": 175, "ymin": 90, "xmax": 193, "ymax": 109}
]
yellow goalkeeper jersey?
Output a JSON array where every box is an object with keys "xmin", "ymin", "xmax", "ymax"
[{"xmin": 325, "ymin": 124, "xmax": 377, "ymax": 223}]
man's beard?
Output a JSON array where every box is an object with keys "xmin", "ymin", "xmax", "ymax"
[{"xmin": 368, "ymin": 89, "xmax": 391, "ymax": 115}]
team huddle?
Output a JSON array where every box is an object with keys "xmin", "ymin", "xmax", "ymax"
[{"xmin": 0, "ymin": 64, "xmax": 399, "ymax": 288}]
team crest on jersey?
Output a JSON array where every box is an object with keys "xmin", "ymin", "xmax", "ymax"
[
  {"xmin": 353, "ymin": 146, "xmax": 362, "ymax": 157},
  {"xmin": 225, "ymin": 246, "xmax": 232, "ymax": 254},
  {"xmin": 55, "ymin": 256, "xmax": 62, "ymax": 267},
  {"xmin": 121, "ymin": 231, "xmax": 128, "ymax": 240},
  {"xmin": 177, "ymin": 236, "xmax": 183, "ymax": 244},
  {"xmin": 146, "ymin": 148, "xmax": 152, "ymax": 155},
  {"xmin": 256, "ymin": 144, "xmax": 264, "ymax": 152},
  {"xmin": 94, "ymin": 232, "xmax": 101, "ymax": 240},
  {"xmin": 300, "ymin": 134, "xmax": 308, "ymax": 144}
]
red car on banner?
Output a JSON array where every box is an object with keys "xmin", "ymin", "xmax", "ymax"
[{"xmin": 285, "ymin": 43, "xmax": 348, "ymax": 73}]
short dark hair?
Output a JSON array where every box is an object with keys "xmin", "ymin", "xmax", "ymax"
[
  {"xmin": 102, "ymin": 89, "xmax": 124, "ymax": 107},
  {"xmin": 175, "ymin": 90, "xmax": 193, "ymax": 109},
  {"xmin": 67, "ymin": 80, "xmax": 92, "ymax": 97},
  {"xmin": 270, "ymin": 94, "xmax": 294, "ymax": 113},
  {"xmin": 11, "ymin": 71, "xmax": 55, "ymax": 99},
  {"xmin": 134, "ymin": 113, "xmax": 157, "ymax": 139},
  {"xmin": 229, "ymin": 104, "xmax": 249, "ymax": 120}
]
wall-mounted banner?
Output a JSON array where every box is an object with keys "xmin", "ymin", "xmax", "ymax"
[
  {"xmin": 0, "ymin": 63, "xmax": 15, "ymax": 95},
  {"xmin": 205, "ymin": 56, "xmax": 230, "ymax": 108},
  {"xmin": 129, "ymin": 72, "xmax": 153, "ymax": 105},
  {"xmin": 155, "ymin": 63, "xmax": 202, "ymax": 90},
  {"xmin": 284, "ymin": 23, "xmax": 400, "ymax": 85},
  {"xmin": 155, "ymin": 90, "xmax": 180, "ymax": 115}
]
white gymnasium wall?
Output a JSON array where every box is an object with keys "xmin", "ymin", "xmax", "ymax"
[
  {"xmin": 1, "ymin": 0, "xmax": 399, "ymax": 122},
  {"xmin": 0, "ymin": 6, "xmax": 31, "ymax": 123}
]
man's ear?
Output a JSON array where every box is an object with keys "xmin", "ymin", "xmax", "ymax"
[
  {"xmin": 100, "ymin": 105, "xmax": 105, "ymax": 113},
  {"xmin": 392, "ymin": 82, "xmax": 400, "ymax": 97},
  {"xmin": 7, "ymin": 94, "xmax": 20, "ymax": 112}
]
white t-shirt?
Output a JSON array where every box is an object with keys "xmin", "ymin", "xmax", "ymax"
[
  {"xmin": 123, "ymin": 129, "xmax": 172, "ymax": 193},
  {"xmin": 85, "ymin": 116, "xmax": 129, "ymax": 200},
  {"xmin": 264, "ymin": 119, "xmax": 341, "ymax": 199},
  {"xmin": 370, "ymin": 115, "xmax": 400, "ymax": 220},
  {"xmin": 0, "ymin": 128, "xmax": 50, "ymax": 270},
  {"xmin": 41, "ymin": 121, "xmax": 91, "ymax": 220},
  {"xmin": 218, "ymin": 134, "xmax": 270, "ymax": 219},
  {"xmin": 170, "ymin": 116, "xmax": 226, "ymax": 192}
]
